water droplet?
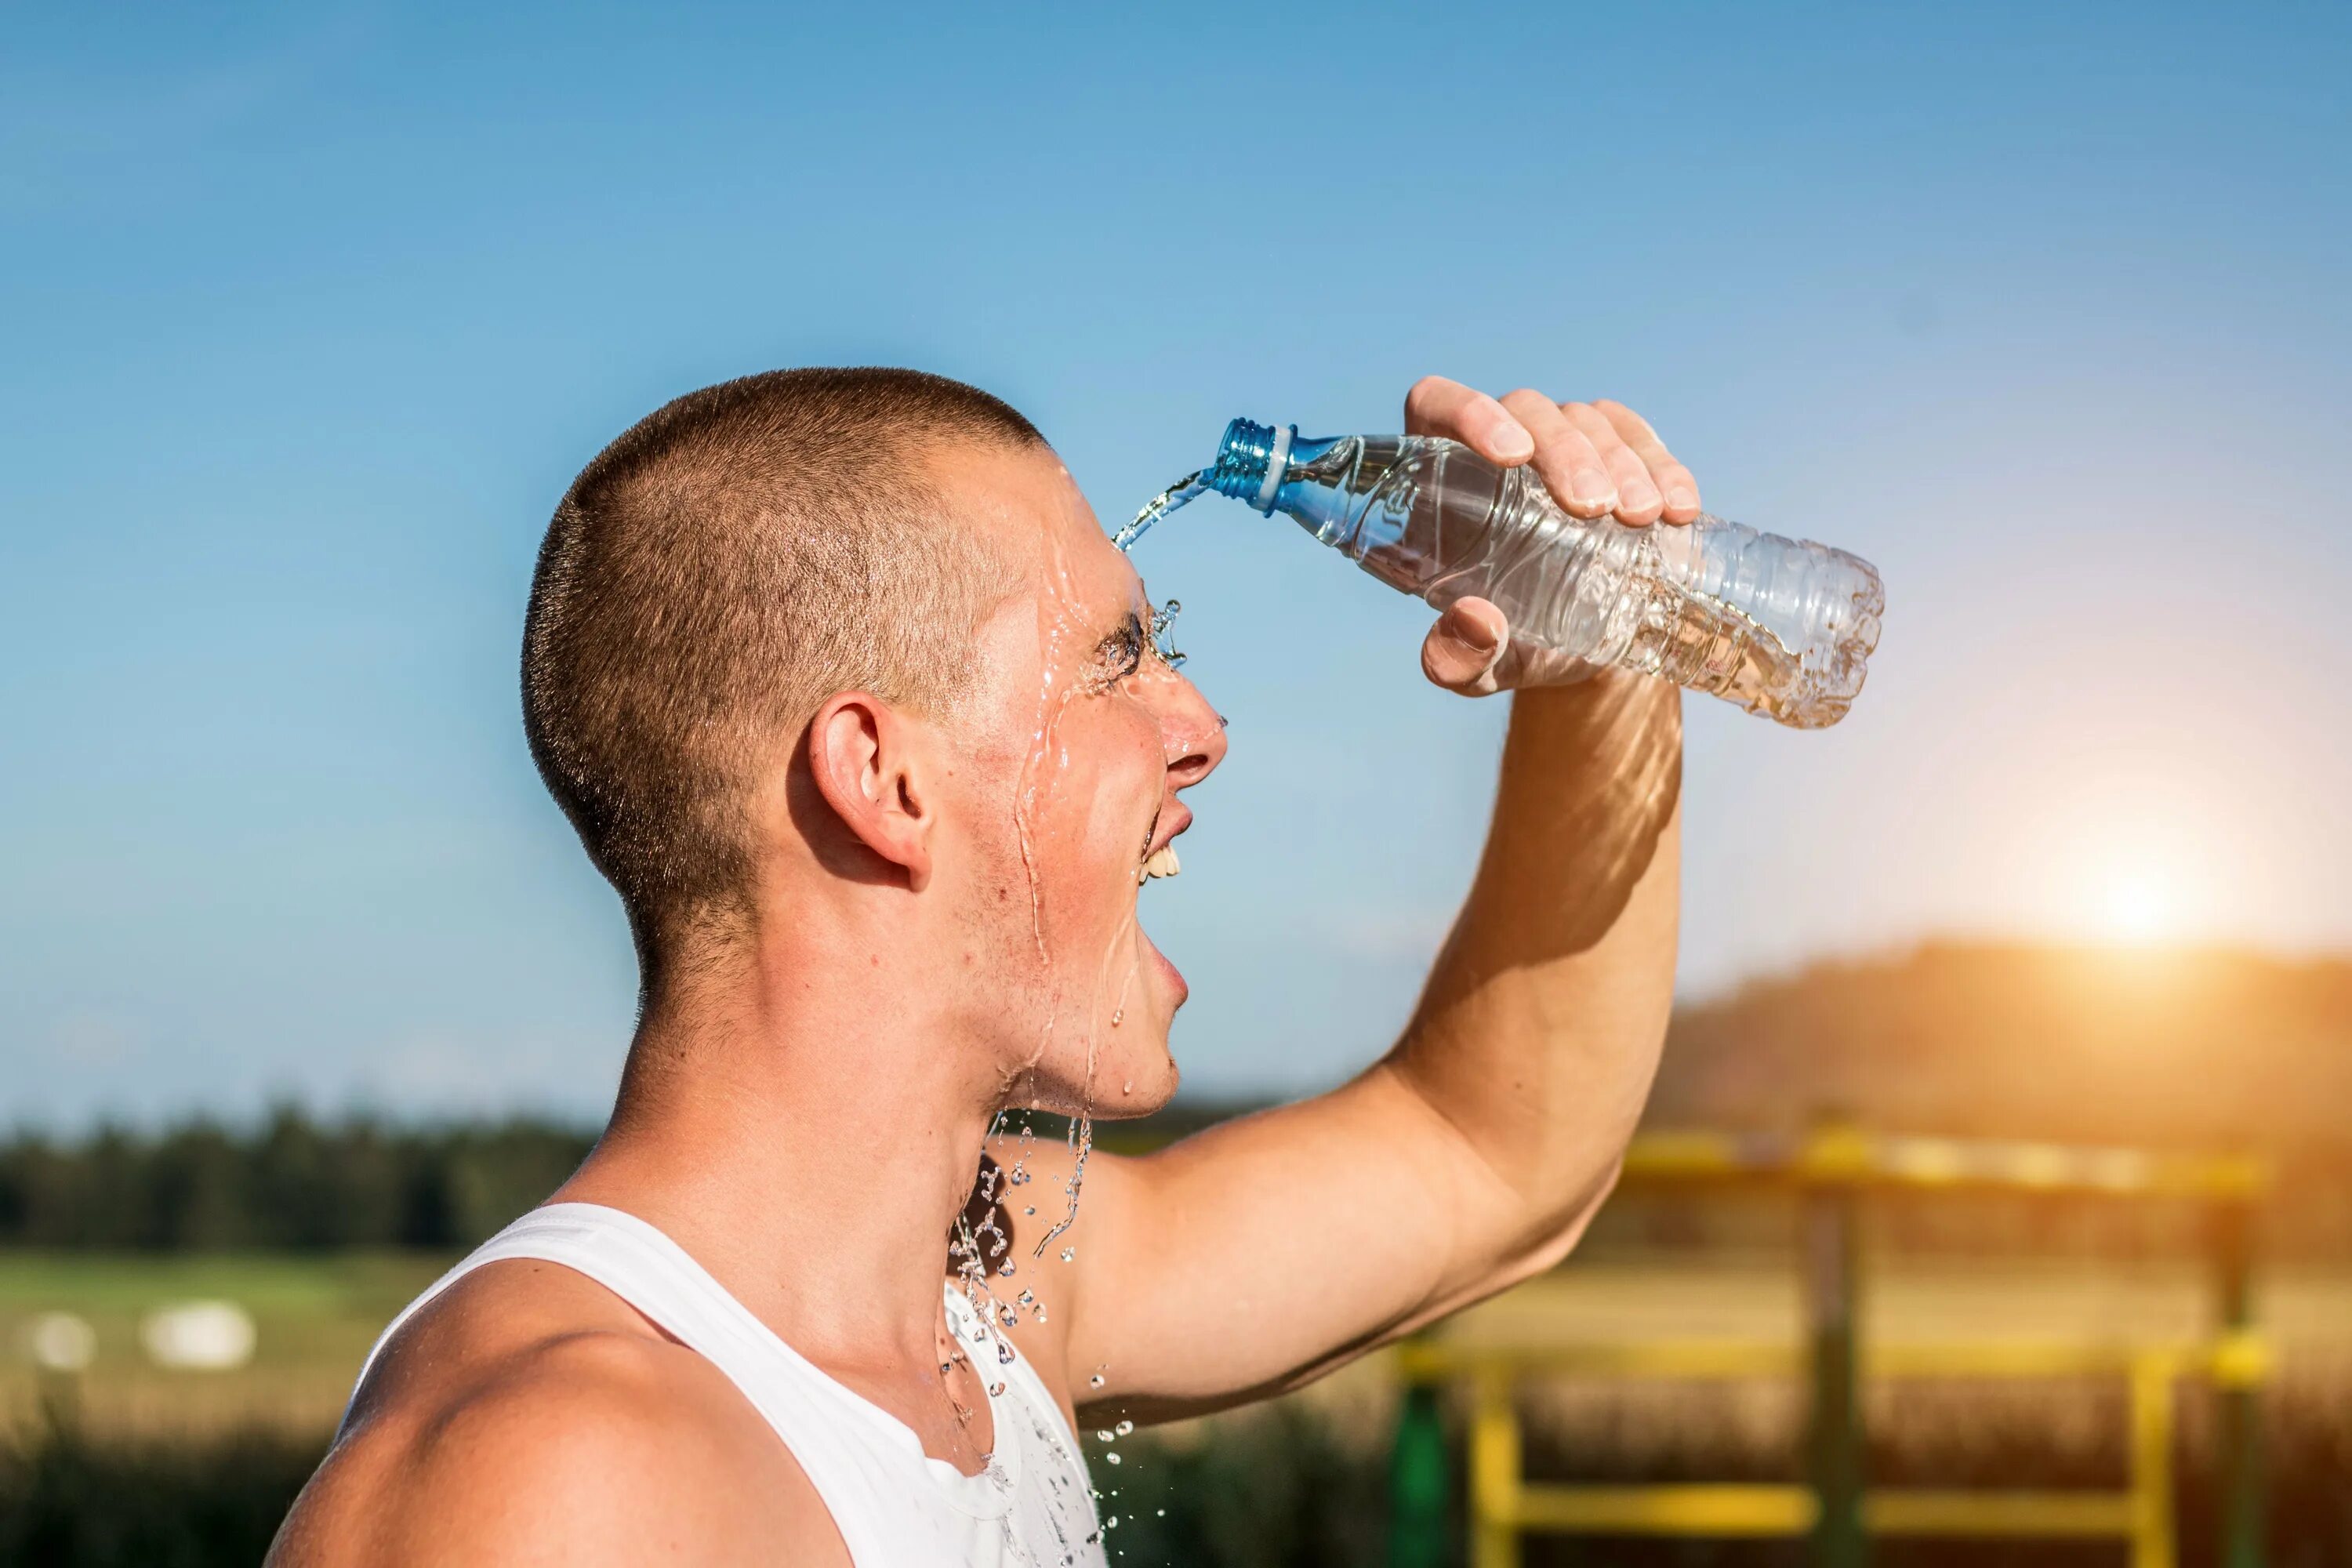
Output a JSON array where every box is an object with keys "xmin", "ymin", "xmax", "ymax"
[
  {"xmin": 1089, "ymin": 1372, "xmax": 1106, "ymax": 1388},
  {"xmin": 1105, "ymin": 1451, "xmax": 1122, "ymax": 1465},
  {"xmin": 1096, "ymin": 1430, "xmax": 1113, "ymax": 1443},
  {"xmin": 1060, "ymin": 1247, "xmax": 1075, "ymax": 1262},
  {"xmin": 1113, "ymin": 1420, "xmax": 1133, "ymax": 1436},
  {"xmin": 1023, "ymin": 1205, "xmax": 1036, "ymax": 1216}
]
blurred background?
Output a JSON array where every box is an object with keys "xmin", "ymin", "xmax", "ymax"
[{"xmin": 3, "ymin": 2, "xmax": 2347, "ymax": 1563}]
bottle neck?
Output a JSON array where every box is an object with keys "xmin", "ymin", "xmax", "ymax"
[{"xmin": 1207, "ymin": 419, "xmax": 1348, "ymax": 516}]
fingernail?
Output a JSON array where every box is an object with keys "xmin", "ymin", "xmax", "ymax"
[
  {"xmin": 1491, "ymin": 425, "xmax": 1534, "ymax": 459},
  {"xmin": 1622, "ymin": 480, "xmax": 1662, "ymax": 514},
  {"xmin": 1572, "ymin": 469, "xmax": 1614, "ymax": 509},
  {"xmin": 1667, "ymin": 485, "xmax": 1698, "ymax": 514}
]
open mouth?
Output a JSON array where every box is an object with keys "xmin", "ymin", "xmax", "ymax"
[
  {"xmin": 1134, "ymin": 800, "xmax": 1189, "ymax": 887},
  {"xmin": 1127, "ymin": 825, "xmax": 1190, "ymax": 1007}
]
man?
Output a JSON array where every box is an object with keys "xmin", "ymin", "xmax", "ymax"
[{"xmin": 270, "ymin": 368, "xmax": 1695, "ymax": 1565}]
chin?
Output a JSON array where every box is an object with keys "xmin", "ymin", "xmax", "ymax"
[
  {"xmin": 1014, "ymin": 1036, "xmax": 1178, "ymax": 1122},
  {"xmin": 1096, "ymin": 1048, "xmax": 1179, "ymax": 1120}
]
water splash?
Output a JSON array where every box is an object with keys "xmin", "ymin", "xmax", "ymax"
[
  {"xmin": 1032, "ymin": 1104, "xmax": 1094, "ymax": 1261},
  {"xmin": 1113, "ymin": 471, "xmax": 1207, "ymax": 553}
]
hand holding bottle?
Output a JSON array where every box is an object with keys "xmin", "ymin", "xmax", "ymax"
[
  {"xmin": 1124, "ymin": 379, "xmax": 1880, "ymax": 724},
  {"xmin": 1403, "ymin": 376, "xmax": 1703, "ymax": 697}
]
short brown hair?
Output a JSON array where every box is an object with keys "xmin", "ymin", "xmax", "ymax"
[{"xmin": 522, "ymin": 368, "xmax": 1045, "ymax": 951}]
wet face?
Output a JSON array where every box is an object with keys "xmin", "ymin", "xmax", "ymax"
[{"xmin": 930, "ymin": 443, "xmax": 1226, "ymax": 1119}]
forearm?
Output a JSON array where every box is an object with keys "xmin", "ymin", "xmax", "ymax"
[
  {"xmin": 1383, "ymin": 669, "xmax": 1682, "ymax": 1250},
  {"xmin": 1069, "ymin": 674, "xmax": 1681, "ymax": 1413}
]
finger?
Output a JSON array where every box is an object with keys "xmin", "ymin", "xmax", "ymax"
[
  {"xmin": 1593, "ymin": 399, "xmax": 1700, "ymax": 524},
  {"xmin": 1420, "ymin": 597, "xmax": 1510, "ymax": 695},
  {"xmin": 1498, "ymin": 389, "xmax": 1617, "ymax": 518},
  {"xmin": 1403, "ymin": 375, "xmax": 1534, "ymax": 464},
  {"xmin": 1562, "ymin": 402, "xmax": 1663, "ymax": 525}
]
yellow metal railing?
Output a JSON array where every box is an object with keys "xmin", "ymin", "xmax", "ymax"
[
  {"xmin": 1621, "ymin": 1126, "xmax": 2267, "ymax": 1200},
  {"xmin": 1399, "ymin": 1333, "xmax": 2271, "ymax": 1568}
]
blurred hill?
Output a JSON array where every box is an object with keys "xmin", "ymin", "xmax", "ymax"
[
  {"xmin": 1650, "ymin": 941, "xmax": 2352, "ymax": 1152},
  {"xmin": 1620, "ymin": 941, "xmax": 2352, "ymax": 1260}
]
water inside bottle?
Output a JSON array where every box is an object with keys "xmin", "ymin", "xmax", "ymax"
[{"xmin": 1639, "ymin": 584, "xmax": 1813, "ymax": 724}]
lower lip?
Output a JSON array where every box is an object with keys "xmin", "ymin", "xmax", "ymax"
[{"xmin": 1140, "ymin": 927, "xmax": 1187, "ymax": 1004}]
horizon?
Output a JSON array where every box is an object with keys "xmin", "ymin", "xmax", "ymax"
[
  {"xmin": 5, "ymin": 3, "xmax": 2349, "ymax": 1128},
  {"xmin": 6, "ymin": 932, "xmax": 2343, "ymax": 1137}
]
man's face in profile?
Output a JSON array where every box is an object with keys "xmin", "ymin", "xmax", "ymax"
[{"xmin": 929, "ymin": 442, "xmax": 1225, "ymax": 1120}]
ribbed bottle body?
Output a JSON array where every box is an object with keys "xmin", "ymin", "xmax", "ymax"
[{"xmin": 1263, "ymin": 434, "xmax": 1883, "ymax": 728}]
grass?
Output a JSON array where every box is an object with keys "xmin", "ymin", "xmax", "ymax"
[{"xmin": 0, "ymin": 1251, "xmax": 450, "ymax": 1439}]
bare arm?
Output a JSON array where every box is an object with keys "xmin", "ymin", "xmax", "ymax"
[{"xmin": 1053, "ymin": 379, "xmax": 1690, "ymax": 1419}]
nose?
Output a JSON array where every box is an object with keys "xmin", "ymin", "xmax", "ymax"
[{"xmin": 1156, "ymin": 668, "xmax": 1227, "ymax": 792}]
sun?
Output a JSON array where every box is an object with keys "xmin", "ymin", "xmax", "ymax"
[{"xmin": 2094, "ymin": 866, "xmax": 2176, "ymax": 945}]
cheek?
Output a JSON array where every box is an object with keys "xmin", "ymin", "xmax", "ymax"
[{"xmin": 1046, "ymin": 702, "xmax": 1161, "ymax": 858}]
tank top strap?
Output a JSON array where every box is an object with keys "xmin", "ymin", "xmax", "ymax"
[
  {"xmin": 349, "ymin": 1205, "xmax": 925, "ymax": 1510},
  {"xmin": 346, "ymin": 1203, "xmax": 1091, "ymax": 1564}
]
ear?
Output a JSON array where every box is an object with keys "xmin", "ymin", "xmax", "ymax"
[{"xmin": 806, "ymin": 691, "xmax": 937, "ymax": 892}]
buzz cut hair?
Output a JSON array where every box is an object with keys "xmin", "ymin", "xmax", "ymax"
[{"xmin": 521, "ymin": 367, "xmax": 1047, "ymax": 956}]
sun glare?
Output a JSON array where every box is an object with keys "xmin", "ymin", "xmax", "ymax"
[{"xmin": 2096, "ymin": 866, "xmax": 2176, "ymax": 945}]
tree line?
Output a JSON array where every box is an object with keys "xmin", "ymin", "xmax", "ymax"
[{"xmin": 0, "ymin": 1109, "xmax": 594, "ymax": 1251}]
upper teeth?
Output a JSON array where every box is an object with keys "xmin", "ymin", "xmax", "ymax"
[{"xmin": 1141, "ymin": 844, "xmax": 1181, "ymax": 882}]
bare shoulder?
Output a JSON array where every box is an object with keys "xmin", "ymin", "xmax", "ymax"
[{"xmin": 270, "ymin": 1258, "xmax": 845, "ymax": 1568}]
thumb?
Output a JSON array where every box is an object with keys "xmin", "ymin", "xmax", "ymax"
[{"xmin": 1421, "ymin": 597, "xmax": 1509, "ymax": 695}]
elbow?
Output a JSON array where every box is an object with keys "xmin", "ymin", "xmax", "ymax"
[
  {"xmin": 1533, "ymin": 1153, "xmax": 1626, "ymax": 1265},
  {"xmin": 1481, "ymin": 1154, "xmax": 1627, "ymax": 1298}
]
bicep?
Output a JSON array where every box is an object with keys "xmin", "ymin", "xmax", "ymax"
[{"xmin": 1065, "ymin": 1069, "xmax": 1562, "ymax": 1421}]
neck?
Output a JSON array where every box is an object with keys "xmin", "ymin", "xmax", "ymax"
[{"xmin": 560, "ymin": 928, "xmax": 995, "ymax": 1366}]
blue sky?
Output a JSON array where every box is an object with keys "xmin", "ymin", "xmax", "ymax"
[{"xmin": 5, "ymin": 2, "xmax": 2348, "ymax": 1126}]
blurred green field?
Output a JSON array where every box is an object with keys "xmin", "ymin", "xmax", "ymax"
[
  {"xmin": 7, "ymin": 1248, "xmax": 2351, "ymax": 1564},
  {"xmin": 1, "ymin": 1252, "xmax": 451, "ymax": 1438},
  {"xmin": 9, "ymin": 1247, "xmax": 2348, "ymax": 1444}
]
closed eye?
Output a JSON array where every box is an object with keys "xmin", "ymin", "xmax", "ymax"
[{"xmin": 1091, "ymin": 614, "xmax": 1146, "ymax": 687}]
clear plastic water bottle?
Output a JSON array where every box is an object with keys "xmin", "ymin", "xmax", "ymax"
[{"xmin": 1181, "ymin": 419, "xmax": 1886, "ymax": 728}]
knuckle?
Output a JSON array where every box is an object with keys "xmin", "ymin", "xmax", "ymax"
[
  {"xmin": 1564, "ymin": 402, "xmax": 1615, "ymax": 437},
  {"xmin": 1404, "ymin": 375, "xmax": 1456, "ymax": 412}
]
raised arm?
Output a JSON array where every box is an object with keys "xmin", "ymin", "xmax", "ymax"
[{"xmin": 1045, "ymin": 378, "xmax": 1690, "ymax": 1421}]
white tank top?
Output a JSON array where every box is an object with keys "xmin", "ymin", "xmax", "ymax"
[{"xmin": 347, "ymin": 1203, "xmax": 1106, "ymax": 1568}]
